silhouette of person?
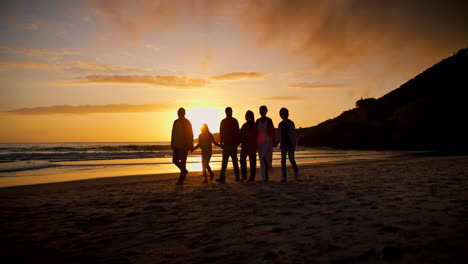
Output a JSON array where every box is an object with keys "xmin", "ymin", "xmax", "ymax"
[
  {"xmin": 192, "ymin": 123, "xmax": 221, "ymax": 183},
  {"xmin": 240, "ymin": 110, "xmax": 257, "ymax": 181},
  {"xmin": 171, "ymin": 107, "xmax": 193, "ymax": 185},
  {"xmin": 277, "ymin": 107, "xmax": 299, "ymax": 182},
  {"xmin": 256, "ymin": 105, "xmax": 276, "ymax": 182},
  {"xmin": 216, "ymin": 107, "xmax": 240, "ymax": 183}
]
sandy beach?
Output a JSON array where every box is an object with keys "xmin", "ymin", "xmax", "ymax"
[{"xmin": 0, "ymin": 155, "xmax": 467, "ymax": 263}]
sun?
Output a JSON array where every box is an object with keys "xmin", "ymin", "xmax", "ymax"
[{"xmin": 185, "ymin": 107, "xmax": 223, "ymax": 137}]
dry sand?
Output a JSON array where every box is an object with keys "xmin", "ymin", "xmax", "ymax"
[{"xmin": 0, "ymin": 155, "xmax": 467, "ymax": 263}]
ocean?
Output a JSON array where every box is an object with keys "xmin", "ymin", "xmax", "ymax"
[{"xmin": 0, "ymin": 142, "xmax": 412, "ymax": 187}]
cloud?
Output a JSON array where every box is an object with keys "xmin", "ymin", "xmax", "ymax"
[
  {"xmin": 88, "ymin": 0, "xmax": 468, "ymax": 95},
  {"xmin": 238, "ymin": 0, "xmax": 468, "ymax": 72},
  {"xmin": 210, "ymin": 72, "xmax": 267, "ymax": 81},
  {"xmin": 67, "ymin": 74, "xmax": 209, "ymax": 88},
  {"xmin": 0, "ymin": 45, "xmax": 79, "ymax": 59},
  {"xmin": 63, "ymin": 61, "xmax": 152, "ymax": 73},
  {"xmin": 145, "ymin": 44, "xmax": 160, "ymax": 52},
  {"xmin": 3, "ymin": 103, "xmax": 175, "ymax": 115},
  {"xmin": 261, "ymin": 96, "xmax": 308, "ymax": 101},
  {"xmin": 0, "ymin": 60, "xmax": 152, "ymax": 73},
  {"xmin": 0, "ymin": 61, "xmax": 60, "ymax": 71},
  {"xmin": 289, "ymin": 83, "xmax": 347, "ymax": 89},
  {"xmin": 200, "ymin": 47, "xmax": 214, "ymax": 71},
  {"xmin": 88, "ymin": 0, "xmax": 231, "ymax": 40},
  {"xmin": 62, "ymin": 71, "xmax": 266, "ymax": 88}
]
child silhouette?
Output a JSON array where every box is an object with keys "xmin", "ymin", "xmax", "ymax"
[{"xmin": 192, "ymin": 124, "xmax": 222, "ymax": 183}]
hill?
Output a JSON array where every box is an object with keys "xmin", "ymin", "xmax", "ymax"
[{"xmin": 298, "ymin": 48, "xmax": 468, "ymax": 150}]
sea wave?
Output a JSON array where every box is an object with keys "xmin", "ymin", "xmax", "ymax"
[
  {"xmin": 0, "ymin": 151, "xmax": 174, "ymax": 162},
  {"xmin": 0, "ymin": 144, "xmax": 172, "ymax": 153},
  {"xmin": 0, "ymin": 161, "xmax": 60, "ymax": 173}
]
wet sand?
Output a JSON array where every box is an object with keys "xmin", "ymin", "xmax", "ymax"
[{"xmin": 0, "ymin": 155, "xmax": 467, "ymax": 263}]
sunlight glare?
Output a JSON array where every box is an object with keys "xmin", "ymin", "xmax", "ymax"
[{"xmin": 185, "ymin": 108, "xmax": 223, "ymax": 137}]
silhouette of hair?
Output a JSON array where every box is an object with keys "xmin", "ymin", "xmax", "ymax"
[
  {"xmin": 280, "ymin": 107, "xmax": 289, "ymax": 119},
  {"xmin": 259, "ymin": 105, "xmax": 268, "ymax": 116},
  {"xmin": 245, "ymin": 110, "xmax": 254, "ymax": 123},
  {"xmin": 201, "ymin": 123, "xmax": 210, "ymax": 134},
  {"xmin": 178, "ymin": 107, "xmax": 185, "ymax": 118},
  {"xmin": 225, "ymin": 107, "xmax": 233, "ymax": 117}
]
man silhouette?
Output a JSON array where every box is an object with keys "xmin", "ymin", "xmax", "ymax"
[
  {"xmin": 171, "ymin": 107, "xmax": 193, "ymax": 185},
  {"xmin": 216, "ymin": 107, "xmax": 240, "ymax": 183}
]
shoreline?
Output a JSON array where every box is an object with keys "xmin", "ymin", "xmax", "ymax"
[{"xmin": 0, "ymin": 154, "xmax": 409, "ymax": 190}]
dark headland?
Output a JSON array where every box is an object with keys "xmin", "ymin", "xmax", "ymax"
[{"xmin": 298, "ymin": 49, "xmax": 468, "ymax": 151}]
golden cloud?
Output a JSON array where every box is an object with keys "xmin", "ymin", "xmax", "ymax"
[
  {"xmin": 289, "ymin": 83, "xmax": 347, "ymax": 89},
  {"xmin": 0, "ymin": 60, "xmax": 152, "ymax": 73},
  {"xmin": 63, "ymin": 61, "xmax": 152, "ymax": 73},
  {"xmin": 210, "ymin": 72, "xmax": 267, "ymax": 81},
  {"xmin": 63, "ymin": 71, "xmax": 266, "ymax": 88},
  {"xmin": 0, "ymin": 45, "xmax": 78, "ymax": 58},
  {"xmin": 145, "ymin": 44, "xmax": 160, "ymax": 52},
  {"xmin": 67, "ymin": 74, "xmax": 209, "ymax": 88},
  {"xmin": 261, "ymin": 96, "xmax": 308, "ymax": 101},
  {"xmin": 3, "ymin": 103, "xmax": 175, "ymax": 115},
  {"xmin": 0, "ymin": 61, "xmax": 60, "ymax": 71}
]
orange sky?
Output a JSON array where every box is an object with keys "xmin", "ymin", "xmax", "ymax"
[{"xmin": 0, "ymin": 0, "xmax": 467, "ymax": 142}]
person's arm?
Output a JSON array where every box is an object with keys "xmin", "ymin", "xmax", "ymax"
[
  {"xmin": 290, "ymin": 120, "xmax": 297, "ymax": 148},
  {"xmin": 235, "ymin": 119, "xmax": 241, "ymax": 147},
  {"xmin": 277, "ymin": 122, "xmax": 282, "ymax": 147},
  {"xmin": 269, "ymin": 118, "xmax": 277, "ymax": 147},
  {"xmin": 171, "ymin": 120, "xmax": 176, "ymax": 149},
  {"xmin": 219, "ymin": 120, "xmax": 225, "ymax": 145},
  {"xmin": 211, "ymin": 133, "xmax": 222, "ymax": 148},
  {"xmin": 192, "ymin": 142, "xmax": 199, "ymax": 152},
  {"xmin": 185, "ymin": 119, "xmax": 193, "ymax": 151}
]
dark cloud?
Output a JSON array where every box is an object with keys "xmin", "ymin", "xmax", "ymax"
[
  {"xmin": 239, "ymin": 0, "xmax": 468, "ymax": 70},
  {"xmin": 89, "ymin": 0, "xmax": 468, "ymax": 76}
]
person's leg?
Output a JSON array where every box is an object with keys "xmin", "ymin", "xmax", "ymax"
[
  {"xmin": 264, "ymin": 156, "xmax": 269, "ymax": 181},
  {"xmin": 248, "ymin": 149, "xmax": 256, "ymax": 181},
  {"xmin": 172, "ymin": 149, "xmax": 182, "ymax": 171},
  {"xmin": 288, "ymin": 148, "xmax": 299, "ymax": 178},
  {"xmin": 231, "ymin": 147, "xmax": 240, "ymax": 181},
  {"xmin": 281, "ymin": 147, "xmax": 287, "ymax": 182},
  {"xmin": 240, "ymin": 148, "xmax": 247, "ymax": 180},
  {"xmin": 201, "ymin": 154, "xmax": 208, "ymax": 182},
  {"xmin": 180, "ymin": 149, "xmax": 188, "ymax": 182},
  {"xmin": 265, "ymin": 145, "xmax": 273, "ymax": 182},
  {"xmin": 258, "ymin": 147, "xmax": 267, "ymax": 181},
  {"xmin": 207, "ymin": 152, "xmax": 215, "ymax": 180},
  {"xmin": 174, "ymin": 149, "xmax": 186, "ymax": 184},
  {"xmin": 217, "ymin": 148, "xmax": 229, "ymax": 182}
]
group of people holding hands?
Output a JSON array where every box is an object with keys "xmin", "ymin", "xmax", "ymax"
[{"xmin": 171, "ymin": 106, "xmax": 299, "ymax": 185}]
